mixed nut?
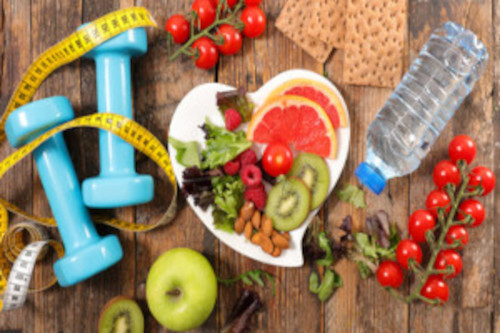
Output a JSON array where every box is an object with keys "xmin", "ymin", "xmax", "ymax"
[{"xmin": 235, "ymin": 201, "xmax": 290, "ymax": 257}]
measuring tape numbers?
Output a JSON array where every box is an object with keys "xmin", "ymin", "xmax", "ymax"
[{"xmin": 0, "ymin": 7, "xmax": 180, "ymax": 311}]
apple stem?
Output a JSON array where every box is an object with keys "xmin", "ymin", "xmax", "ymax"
[{"xmin": 166, "ymin": 288, "xmax": 181, "ymax": 297}]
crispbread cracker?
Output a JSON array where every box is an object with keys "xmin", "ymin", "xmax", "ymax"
[
  {"xmin": 308, "ymin": 0, "xmax": 347, "ymax": 48},
  {"xmin": 276, "ymin": 0, "xmax": 334, "ymax": 63},
  {"xmin": 343, "ymin": 0, "xmax": 407, "ymax": 87}
]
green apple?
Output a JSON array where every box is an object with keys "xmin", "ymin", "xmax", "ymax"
[{"xmin": 146, "ymin": 248, "xmax": 217, "ymax": 332}]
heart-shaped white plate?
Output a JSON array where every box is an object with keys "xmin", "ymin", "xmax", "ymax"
[{"xmin": 168, "ymin": 69, "xmax": 350, "ymax": 267}]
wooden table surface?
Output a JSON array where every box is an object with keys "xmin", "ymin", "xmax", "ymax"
[{"xmin": 0, "ymin": 0, "xmax": 498, "ymax": 332}]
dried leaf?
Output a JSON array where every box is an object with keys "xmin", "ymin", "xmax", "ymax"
[{"xmin": 221, "ymin": 290, "xmax": 262, "ymax": 333}]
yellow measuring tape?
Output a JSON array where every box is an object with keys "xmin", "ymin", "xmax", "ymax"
[{"xmin": 0, "ymin": 7, "xmax": 179, "ymax": 311}]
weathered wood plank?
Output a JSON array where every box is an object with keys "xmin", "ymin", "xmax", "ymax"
[
  {"xmin": 64, "ymin": 1, "xmax": 140, "ymax": 332},
  {"xmin": 492, "ymin": 0, "xmax": 500, "ymax": 331},
  {"xmin": 408, "ymin": 1, "xmax": 494, "ymax": 332},
  {"xmin": 30, "ymin": 1, "xmax": 84, "ymax": 331},
  {"xmin": 0, "ymin": 0, "xmax": 34, "ymax": 331},
  {"xmin": 216, "ymin": 1, "xmax": 324, "ymax": 332},
  {"xmin": 133, "ymin": 0, "xmax": 217, "ymax": 332},
  {"xmin": 324, "ymin": 22, "xmax": 410, "ymax": 333}
]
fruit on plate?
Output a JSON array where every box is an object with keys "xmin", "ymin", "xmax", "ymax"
[
  {"xmin": 265, "ymin": 177, "xmax": 311, "ymax": 231},
  {"xmin": 247, "ymin": 95, "xmax": 337, "ymax": 159},
  {"xmin": 262, "ymin": 142, "xmax": 294, "ymax": 177},
  {"xmin": 265, "ymin": 78, "xmax": 348, "ymax": 129},
  {"xmin": 287, "ymin": 153, "xmax": 329, "ymax": 210},
  {"xmin": 146, "ymin": 248, "xmax": 217, "ymax": 332},
  {"xmin": 99, "ymin": 296, "xmax": 144, "ymax": 333}
]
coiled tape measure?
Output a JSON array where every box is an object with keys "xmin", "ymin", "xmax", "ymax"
[{"xmin": 0, "ymin": 7, "xmax": 179, "ymax": 311}]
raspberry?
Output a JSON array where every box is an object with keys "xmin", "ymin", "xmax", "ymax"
[
  {"xmin": 240, "ymin": 165, "xmax": 262, "ymax": 187},
  {"xmin": 225, "ymin": 108, "xmax": 242, "ymax": 131},
  {"xmin": 238, "ymin": 149, "xmax": 257, "ymax": 166},
  {"xmin": 223, "ymin": 159, "xmax": 240, "ymax": 175},
  {"xmin": 244, "ymin": 184, "xmax": 267, "ymax": 210}
]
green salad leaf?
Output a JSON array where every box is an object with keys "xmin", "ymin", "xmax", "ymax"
[
  {"xmin": 309, "ymin": 269, "xmax": 343, "ymax": 302},
  {"xmin": 337, "ymin": 184, "xmax": 367, "ymax": 209},
  {"xmin": 315, "ymin": 232, "xmax": 334, "ymax": 267},
  {"xmin": 216, "ymin": 87, "xmax": 255, "ymax": 122},
  {"xmin": 212, "ymin": 209, "xmax": 236, "ymax": 233},
  {"xmin": 353, "ymin": 230, "xmax": 398, "ymax": 261},
  {"xmin": 169, "ymin": 137, "xmax": 201, "ymax": 168},
  {"xmin": 356, "ymin": 261, "xmax": 373, "ymax": 279},
  {"xmin": 212, "ymin": 175, "xmax": 245, "ymax": 232},
  {"xmin": 350, "ymin": 215, "xmax": 401, "ymax": 279},
  {"xmin": 201, "ymin": 118, "xmax": 252, "ymax": 169}
]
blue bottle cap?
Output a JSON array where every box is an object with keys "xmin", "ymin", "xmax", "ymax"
[{"xmin": 355, "ymin": 162, "xmax": 386, "ymax": 195}]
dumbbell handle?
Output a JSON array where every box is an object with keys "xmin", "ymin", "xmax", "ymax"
[
  {"xmin": 95, "ymin": 53, "xmax": 135, "ymax": 176},
  {"xmin": 34, "ymin": 134, "xmax": 100, "ymax": 254}
]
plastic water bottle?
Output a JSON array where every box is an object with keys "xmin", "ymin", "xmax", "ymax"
[{"xmin": 355, "ymin": 22, "xmax": 488, "ymax": 195}]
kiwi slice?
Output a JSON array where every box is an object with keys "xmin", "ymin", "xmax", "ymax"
[
  {"xmin": 265, "ymin": 177, "xmax": 311, "ymax": 231},
  {"xmin": 287, "ymin": 153, "xmax": 330, "ymax": 210},
  {"xmin": 99, "ymin": 296, "xmax": 144, "ymax": 333}
]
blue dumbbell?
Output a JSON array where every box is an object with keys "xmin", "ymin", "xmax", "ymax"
[
  {"xmin": 5, "ymin": 96, "xmax": 123, "ymax": 287},
  {"xmin": 80, "ymin": 26, "xmax": 154, "ymax": 208}
]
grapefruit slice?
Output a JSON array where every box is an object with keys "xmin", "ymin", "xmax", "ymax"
[
  {"xmin": 247, "ymin": 95, "xmax": 337, "ymax": 159},
  {"xmin": 266, "ymin": 78, "xmax": 348, "ymax": 129}
]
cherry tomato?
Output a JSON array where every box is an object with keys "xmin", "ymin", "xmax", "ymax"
[
  {"xmin": 425, "ymin": 189, "xmax": 451, "ymax": 218},
  {"xmin": 192, "ymin": 0, "xmax": 216, "ymax": 29},
  {"xmin": 434, "ymin": 249, "xmax": 463, "ymax": 279},
  {"xmin": 216, "ymin": 24, "xmax": 243, "ymax": 55},
  {"xmin": 469, "ymin": 166, "xmax": 496, "ymax": 196},
  {"xmin": 396, "ymin": 239, "xmax": 423, "ymax": 269},
  {"xmin": 165, "ymin": 15, "xmax": 191, "ymax": 44},
  {"xmin": 458, "ymin": 199, "xmax": 485, "ymax": 227},
  {"xmin": 241, "ymin": 6, "xmax": 266, "ymax": 38},
  {"xmin": 192, "ymin": 37, "xmax": 219, "ymax": 69},
  {"xmin": 376, "ymin": 261, "xmax": 404, "ymax": 288},
  {"xmin": 212, "ymin": 0, "xmax": 238, "ymax": 9},
  {"xmin": 445, "ymin": 225, "xmax": 469, "ymax": 250},
  {"xmin": 408, "ymin": 210, "xmax": 436, "ymax": 243},
  {"xmin": 262, "ymin": 142, "xmax": 293, "ymax": 177},
  {"xmin": 420, "ymin": 275, "xmax": 449, "ymax": 304},
  {"xmin": 449, "ymin": 135, "xmax": 476, "ymax": 164},
  {"xmin": 245, "ymin": 0, "xmax": 262, "ymax": 5},
  {"xmin": 433, "ymin": 160, "xmax": 461, "ymax": 190}
]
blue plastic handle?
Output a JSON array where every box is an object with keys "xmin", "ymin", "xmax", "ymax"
[{"xmin": 5, "ymin": 96, "xmax": 123, "ymax": 287}]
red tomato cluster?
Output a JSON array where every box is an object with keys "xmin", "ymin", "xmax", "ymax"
[
  {"xmin": 165, "ymin": 0, "xmax": 267, "ymax": 69},
  {"xmin": 376, "ymin": 135, "xmax": 495, "ymax": 304}
]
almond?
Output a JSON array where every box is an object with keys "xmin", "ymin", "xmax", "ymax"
[
  {"xmin": 262, "ymin": 216, "xmax": 273, "ymax": 237},
  {"xmin": 282, "ymin": 232, "xmax": 291, "ymax": 240},
  {"xmin": 244, "ymin": 221, "xmax": 253, "ymax": 240},
  {"xmin": 272, "ymin": 233, "xmax": 290, "ymax": 249},
  {"xmin": 272, "ymin": 247, "xmax": 282, "ymax": 257},
  {"xmin": 251, "ymin": 210, "xmax": 261, "ymax": 229},
  {"xmin": 251, "ymin": 232, "xmax": 262, "ymax": 245},
  {"xmin": 260, "ymin": 234, "xmax": 274, "ymax": 254},
  {"xmin": 234, "ymin": 217, "xmax": 245, "ymax": 234},
  {"xmin": 240, "ymin": 201, "xmax": 255, "ymax": 221}
]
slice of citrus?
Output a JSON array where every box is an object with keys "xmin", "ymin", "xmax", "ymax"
[
  {"xmin": 266, "ymin": 78, "xmax": 348, "ymax": 129},
  {"xmin": 247, "ymin": 95, "xmax": 337, "ymax": 159}
]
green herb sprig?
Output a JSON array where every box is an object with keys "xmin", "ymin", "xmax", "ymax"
[{"xmin": 218, "ymin": 269, "xmax": 276, "ymax": 294}]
